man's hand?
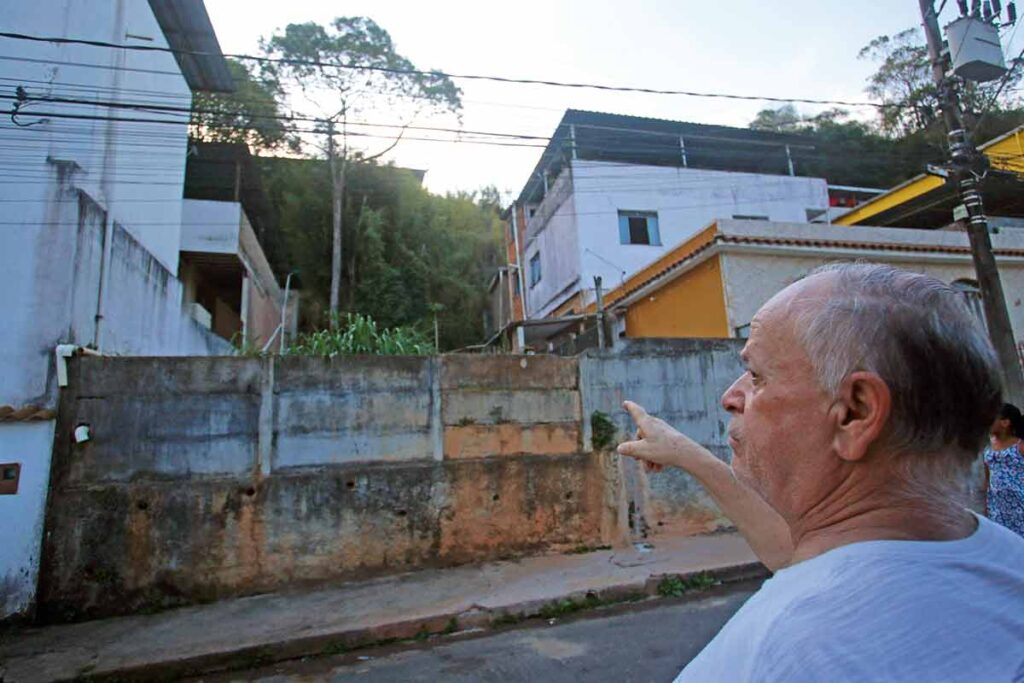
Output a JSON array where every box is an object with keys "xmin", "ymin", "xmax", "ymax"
[{"xmin": 617, "ymin": 400, "xmax": 710, "ymax": 473}]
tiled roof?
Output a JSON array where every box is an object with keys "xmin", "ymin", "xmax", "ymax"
[
  {"xmin": 0, "ymin": 405, "xmax": 56, "ymax": 422},
  {"xmin": 717, "ymin": 233, "xmax": 1024, "ymax": 257},
  {"xmin": 610, "ymin": 232, "xmax": 1024, "ymax": 307}
]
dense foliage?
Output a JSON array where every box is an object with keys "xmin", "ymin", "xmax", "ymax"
[{"xmin": 257, "ymin": 156, "xmax": 503, "ymax": 351}]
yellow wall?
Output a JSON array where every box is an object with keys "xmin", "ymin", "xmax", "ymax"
[{"xmin": 624, "ymin": 255, "xmax": 729, "ymax": 338}]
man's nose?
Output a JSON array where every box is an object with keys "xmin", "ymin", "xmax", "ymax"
[{"xmin": 721, "ymin": 375, "xmax": 745, "ymax": 414}]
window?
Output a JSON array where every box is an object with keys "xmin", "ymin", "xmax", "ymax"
[
  {"xmin": 618, "ymin": 211, "xmax": 661, "ymax": 246},
  {"xmin": 732, "ymin": 214, "xmax": 770, "ymax": 221},
  {"xmin": 529, "ymin": 252, "xmax": 542, "ymax": 288}
]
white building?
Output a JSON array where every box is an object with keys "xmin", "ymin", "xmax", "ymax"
[
  {"xmin": 0, "ymin": 0, "xmax": 263, "ymax": 620},
  {"xmin": 498, "ymin": 110, "xmax": 881, "ymax": 345}
]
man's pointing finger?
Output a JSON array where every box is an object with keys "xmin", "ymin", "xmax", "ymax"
[{"xmin": 622, "ymin": 400, "xmax": 649, "ymax": 424}]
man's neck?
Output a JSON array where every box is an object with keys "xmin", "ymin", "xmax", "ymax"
[{"xmin": 786, "ymin": 482, "xmax": 976, "ymax": 566}]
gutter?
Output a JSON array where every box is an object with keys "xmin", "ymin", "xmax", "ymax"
[{"xmin": 55, "ymin": 345, "xmax": 103, "ymax": 388}]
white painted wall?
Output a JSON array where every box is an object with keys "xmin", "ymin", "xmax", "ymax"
[
  {"xmin": 181, "ymin": 199, "xmax": 243, "ymax": 254},
  {"xmin": 1, "ymin": 0, "xmax": 192, "ymax": 272},
  {"xmin": 568, "ymin": 161, "xmax": 828, "ymax": 310},
  {"xmin": 0, "ymin": 421, "xmax": 56, "ymax": 619},
  {"xmin": 523, "ymin": 174, "xmax": 581, "ymax": 317}
]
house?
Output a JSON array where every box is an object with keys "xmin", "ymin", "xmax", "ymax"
[
  {"xmin": 0, "ymin": 0, "xmax": 288, "ymax": 621},
  {"xmin": 182, "ymin": 142, "xmax": 298, "ymax": 350},
  {"xmin": 492, "ymin": 110, "xmax": 885, "ymax": 349},
  {"xmin": 835, "ymin": 124, "xmax": 1024, "ymax": 229},
  {"xmin": 584, "ymin": 219, "xmax": 1024, "ymax": 347}
]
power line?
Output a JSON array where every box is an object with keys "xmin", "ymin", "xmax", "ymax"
[
  {"xmin": 3, "ymin": 92, "xmax": 551, "ymax": 141},
  {"xmin": 0, "ymin": 31, "xmax": 901, "ymax": 110}
]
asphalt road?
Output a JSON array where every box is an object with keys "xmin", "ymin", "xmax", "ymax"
[{"xmin": 202, "ymin": 580, "xmax": 759, "ymax": 683}]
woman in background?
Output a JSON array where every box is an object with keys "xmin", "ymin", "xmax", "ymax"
[{"xmin": 984, "ymin": 403, "xmax": 1024, "ymax": 537}]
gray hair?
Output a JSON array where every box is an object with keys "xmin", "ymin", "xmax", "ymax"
[{"xmin": 795, "ymin": 263, "xmax": 1002, "ymax": 464}]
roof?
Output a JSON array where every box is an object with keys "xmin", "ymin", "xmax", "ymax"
[
  {"xmin": 184, "ymin": 141, "xmax": 272, "ymax": 238},
  {"xmin": 594, "ymin": 219, "xmax": 1024, "ymax": 312},
  {"xmin": 516, "ymin": 109, "xmax": 823, "ymax": 204},
  {"xmin": 148, "ymin": 0, "xmax": 235, "ymax": 93},
  {"xmin": 836, "ymin": 124, "xmax": 1024, "ymax": 228}
]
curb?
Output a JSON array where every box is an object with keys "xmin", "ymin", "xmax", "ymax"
[{"xmin": 70, "ymin": 562, "xmax": 768, "ymax": 682}]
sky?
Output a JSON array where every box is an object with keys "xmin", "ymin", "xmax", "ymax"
[{"xmin": 204, "ymin": 0, "xmax": 1023, "ymax": 200}]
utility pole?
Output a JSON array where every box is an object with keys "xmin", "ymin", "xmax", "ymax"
[
  {"xmin": 918, "ymin": 0, "xmax": 1024, "ymax": 404},
  {"xmin": 327, "ymin": 119, "xmax": 344, "ymax": 323}
]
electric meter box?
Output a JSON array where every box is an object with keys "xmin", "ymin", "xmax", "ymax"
[{"xmin": 945, "ymin": 16, "xmax": 1007, "ymax": 82}]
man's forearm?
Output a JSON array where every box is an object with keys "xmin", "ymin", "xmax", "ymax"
[{"xmin": 683, "ymin": 452, "xmax": 793, "ymax": 571}]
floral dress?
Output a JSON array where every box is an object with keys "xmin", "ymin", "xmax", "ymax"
[{"xmin": 984, "ymin": 441, "xmax": 1024, "ymax": 537}]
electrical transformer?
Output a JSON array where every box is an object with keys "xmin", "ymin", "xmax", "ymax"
[{"xmin": 945, "ymin": 16, "xmax": 1008, "ymax": 82}]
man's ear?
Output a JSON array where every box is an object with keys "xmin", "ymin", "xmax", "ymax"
[{"xmin": 830, "ymin": 371, "xmax": 892, "ymax": 462}]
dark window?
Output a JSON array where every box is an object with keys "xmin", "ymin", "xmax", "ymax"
[
  {"xmin": 618, "ymin": 211, "xmax": 661, "ymax": 245},
  {"xmin": 732, "ymin": 214, "xmax": 770, "ymax": 221},
  {"xmin": 628, "ymin": 217, "xmax": 650, "ymax": 245},
  {"xmin": 529, "ymin": 252, "xmax": 542, "ymax": 288}
]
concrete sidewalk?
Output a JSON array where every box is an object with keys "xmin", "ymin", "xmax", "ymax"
[{"xmin": 0, "ymin": 533, "xmax": 762, "ymax": 682}]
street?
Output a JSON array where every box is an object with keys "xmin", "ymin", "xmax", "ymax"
[{"xmin": 200, "ymin": 580, "xmax": 759, "ymax": 683}]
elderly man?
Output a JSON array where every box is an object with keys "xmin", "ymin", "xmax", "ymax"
[{"xmin": 618, "ymin": 263, "xmax": 1024, "ymax": 681}]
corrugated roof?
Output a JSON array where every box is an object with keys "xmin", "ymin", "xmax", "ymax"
[{"xmin": 148, "ymin": 0, "xmax": 234, "ymax": 93}]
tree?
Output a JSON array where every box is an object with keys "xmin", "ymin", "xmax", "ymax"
[
  {"xmin": 190, "ymin": 58, "xmax": 296, "ymax": 152},
  {"xmin": 859, "ymin": 28, "xmax": 1022, "ymax": 138},
  {"xmin": 260, "ymin": 18, "xmax": 462, "ymax": 319},
  {"xmin": 258, "ymin": 156, "xmax": 502, "ymax": 350}
]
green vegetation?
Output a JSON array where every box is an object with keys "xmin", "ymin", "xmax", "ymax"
[
  {"xmin": 285, "ymin": 313, "xmax": 434, "ymax": 356},
  {"xmin": 259, "ymin": 157, "xmax": 503, "ymax": 351},
  {"xmin": 590, "ymin": 411, "xmax": 618, "ymax": 451},
  {"xmin": 656, "ymin": 572, "xmax": 719, "ymax": 598}
]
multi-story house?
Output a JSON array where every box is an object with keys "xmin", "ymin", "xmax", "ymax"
[
  {"xmin": 494, "ymin": 109, "xmax": 882, "ymax": 350},
  {"xmin": 0, "ymin": 0, "xmax": 290, "ymax": 621}
]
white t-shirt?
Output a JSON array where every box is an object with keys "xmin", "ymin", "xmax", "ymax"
[{"xmin": 677, "ymin": 515, "xmax": 1024, "ymax": 682}]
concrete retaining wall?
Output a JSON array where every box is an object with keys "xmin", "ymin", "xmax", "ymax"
[
  {"xmin": 38, "ymin": 343, "xmax": 744, "ymax": 621},
  {"xmin": 38, "ymin": 354, "xmax": 610, "ymax": 622}
]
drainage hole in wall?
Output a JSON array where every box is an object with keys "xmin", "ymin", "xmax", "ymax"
[
  {"xmin": 346, "ymin": 481, "xmax": 356, "ymax": 489},
  {"xmin": 245, "ymin": 487, "xmax": 256, "ymax": 497},
  {"xmin": 492, "ymin": 494, "xmax": 500, "ymax": 502},
  {"xmin": 136, "ymin": 501, "xmax": 149, "ymax": 511},
  {"xmin": 397, "ymin": 510, "xmax": 408, "ymax": 517},
  {"xmin": 565, "ymin": 491, "xmax": 573, "ymax": 500}
]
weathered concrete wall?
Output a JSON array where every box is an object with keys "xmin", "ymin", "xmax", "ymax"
[
  {"xmin": 581, "ymin": 339, "xmax": 745, "ymax": 537},
  {"xmin": 442, "ymin": 356, "xmax": 581, "ymax": 458},
  {"xmin": 38, "ymin": 355, "xmax": 605, "ymax": 622}
]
